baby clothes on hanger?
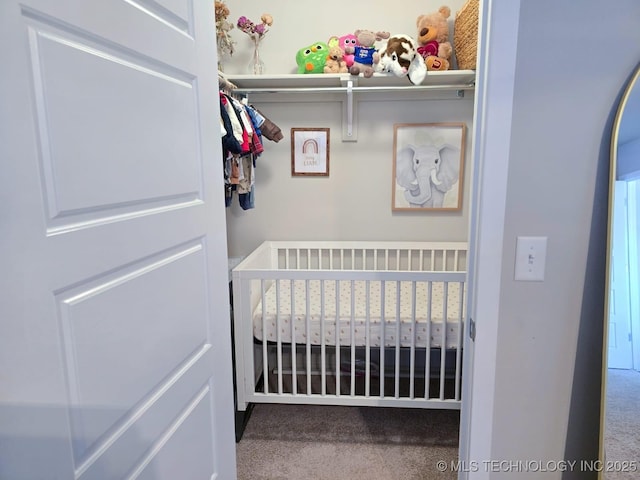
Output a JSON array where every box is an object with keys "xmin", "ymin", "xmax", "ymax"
[{"xmin": 218, "ymin": 84, "xmax": 284, "ymax": 210}]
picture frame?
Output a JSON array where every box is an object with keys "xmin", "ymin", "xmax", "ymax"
[
  {"xmin": 392, "ymin": 122, "xmax": 466, "ymax": 211},
  {"xmin": 291, "ymin": 128, "xmax": 330, "ymax": 176}
]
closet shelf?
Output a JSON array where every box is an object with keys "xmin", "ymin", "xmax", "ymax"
[
  {"xmin": 223, "ymin": 71, "xmax": 476, "ymax": 142},
  {"xmin": 224, "ymin": 70, "xmax": 476, "ymax": 94}
]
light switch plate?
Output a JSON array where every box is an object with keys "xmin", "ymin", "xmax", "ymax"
[{"xmin": 515, "ymin": 236, "xmax": 547, "ymax": 281}]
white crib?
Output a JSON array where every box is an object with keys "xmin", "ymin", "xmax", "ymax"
[{"xmin": 231, "ymin": 241, "xmax": 467, "ymax": 413}]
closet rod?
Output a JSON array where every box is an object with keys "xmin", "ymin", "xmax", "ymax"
[{"xmin": 231, "ymin": 84, "xmax": 475, "ymax": 94}]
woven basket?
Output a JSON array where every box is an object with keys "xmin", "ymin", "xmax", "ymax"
[{"xmin": 454, "ymin": 0, "xmax": 479, "ymax": 70}]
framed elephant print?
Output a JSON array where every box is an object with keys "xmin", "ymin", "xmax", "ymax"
[{"xmin": 392, "ymin": 122, "xmax": 466, "ymax": 211}]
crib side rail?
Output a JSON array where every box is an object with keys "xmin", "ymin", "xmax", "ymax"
[
  {"xmin": 265, "ymin": 240, "xmax": 467, "ymax": 251},
  {"xmin": 234, "ymin": 269, "xmax": 466, "ymax": 282},
  {"xmin": 269, "ymin": 243, "xmax": 468, "ymax": 272}
]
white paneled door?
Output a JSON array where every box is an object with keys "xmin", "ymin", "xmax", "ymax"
[{"xmin": 0, "ymin": 1, "xmax": 236, "ymax": 479}]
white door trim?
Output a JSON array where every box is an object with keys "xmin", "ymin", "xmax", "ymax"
[{"xmin": 462, "ymin": 1, "xmax": 522, "ymax": 478}]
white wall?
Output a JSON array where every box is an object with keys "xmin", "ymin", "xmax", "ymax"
[
  {"xmin": 471, "ymin": 0, "xmax": 640, "ymax": 478},
  {"xmin": 222, "ymin": 0, "xmax": 475, "ymax": 257},
  {"xmin": 225, "ymin": 96, "xmax": 474, "ymax": 256}
]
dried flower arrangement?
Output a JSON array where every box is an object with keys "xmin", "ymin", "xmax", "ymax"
[
  {"xmin": 236, "ymin": 13, "xmax": 273, "ymax": 42},
  {"xmin": 236, "ymin": 13, "xmax": 273, "ymax": 74},
  {"xmin": 214, "ymin": 1, "xmax": 235, "ymax": 64}
]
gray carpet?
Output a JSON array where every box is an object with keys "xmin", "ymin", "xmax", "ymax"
[
  {"xmin": 235, "ymin": 403, "xmax": 460, "ymax": 480},
  {"xmin": 604, "ymin": 369, "xmax": 640, "ymax": 479}
]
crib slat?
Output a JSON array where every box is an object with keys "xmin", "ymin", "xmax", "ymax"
[
  {"xmin": 425, "ymin": 282, "xmax": 432, "ymax": 400},
  {"xmin": 305, "ymin": 279, "xmax": 311, "ymax": 395},
  {"xmin": 291, "ymin": 279, "xmax": 297, "ymax": 396},
  {"xmin": 365, "ymin": 280, "xmax": 371, "ymax": 397},
  {"xmin": 296, "ymin": 249, "xmax": 300, "ymax": 270},
  {"xmin": 431, "ymin": 250, "xmax": 435, "ymax": 270},
  {"xmin": 276, "ymin": 280, "xmax": 283, "ymax": 395},
  {"xmin": 350, "ymin": 280, "xmax": 356, "ymax": 396},
  {"xmin": 409, "ymin": 281, "xmax": 416, "ymax": 399},
  {"xmin": 320, "ymin": 280, "xmax": 326, "ymax": 396},
  {"xmin": 440, "ymin": 282, "xmax": 448, "ymax": 401},
  {"xmin": 335, "ymin": 279, "xmax": 340, "ymax": 396},
  {"xmin": 380, "ymin": 281, "xmax": 386, "ymax": 398},
  {"xmin": 395, "ymin": 280, "xmax": 401, "ymax": 399},
  {"xmin": 261, "ymin": 280, "xmax": 268, "ymax": 395}
]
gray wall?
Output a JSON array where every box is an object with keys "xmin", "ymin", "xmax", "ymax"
[{"xmin": 481, "ymin": 0, "xmax": 640, "ymax": 477}]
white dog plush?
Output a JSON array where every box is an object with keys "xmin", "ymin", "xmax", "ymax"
[{"xmin": 375, "ymin": 34, "xmax": 427, "ymax": 85}]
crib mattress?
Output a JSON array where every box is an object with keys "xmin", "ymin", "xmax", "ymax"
[{"xmin": 253, "ymin": 280, "xmax": 464, "ymax": 349}]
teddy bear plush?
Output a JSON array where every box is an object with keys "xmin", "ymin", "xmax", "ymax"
[
  {"xmin": 328, "ymin": 34, "xmax": 358, "ymax": 68},
  {"xmin": 416, "ymin": 6, "xmax": 452, "ymax": 71},
  {"xmin": 323, "ymin": 45, "xmax": 349, "ymax": 73},
  {"xmin": 349, "ymin": 29, "xmax": 390, "ymax": 78}
]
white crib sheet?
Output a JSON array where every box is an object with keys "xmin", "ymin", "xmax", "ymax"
[{"xmin": 253, "ymin": 280, "xmax": 464, "ymax": 349}]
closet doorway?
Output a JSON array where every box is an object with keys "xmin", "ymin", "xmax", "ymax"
[{"xmin": 222, "ymin": 1, "xmax": 498, "ymax": 478}]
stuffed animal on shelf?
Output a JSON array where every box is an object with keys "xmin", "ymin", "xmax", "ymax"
[
  {"xmin": 296, "ymin": 41, "xmax": 329, "ymax": 74},
  {"xmin": 416, "ymin": 6, "xmax": 453, "ymax": 71},
  {"xmin": 374, "ymin": 34, "xmax": 427, "ymax": 85},
  {"xmin": 328, "ymin": 33, "xmax": 358, "ymax": 68},
  {"xmin": 324, "ymin": 45, "xmax": 349, "ymax": 73},
  {"xmin": 349, "ymin": 29, "xmax": 390, "ymax": 78}
]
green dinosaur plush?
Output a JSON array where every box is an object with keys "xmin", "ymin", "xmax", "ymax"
[{"xmin": 296, "ymin": 41, "xmax": 329, "ymax": 74}]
